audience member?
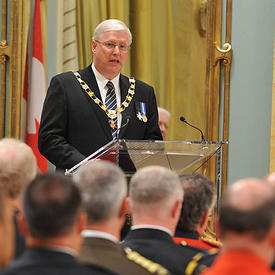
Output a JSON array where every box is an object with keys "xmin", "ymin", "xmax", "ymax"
[
  {"xmin": 174, "ymin": 173, "xmax": 220, "ymax": 249},
  {"xmin": 0, "ymin": 187, "xmax": 14, "ymax": 268},
  {"xmin": 0, "ymin": 138, "xmax": 38, "ymax": 258},
  {"xmin": 74, "ymin": 160, "xmax": 164, "ymax": 275},
  {"xmin": 158, "ymin": 107, "xmax": 170, "ymax": 140},
  {"xmin": 121, "ymin": 166, "xmax": 216, "ymax": 275},
  {"xmin": 1, "ymin": 173, "xmax": 117, "ymax": 275},
  {"xmin": 202, "ymin": 178, "xmax": 275, "ymax": 275},
  {"xmin": 264, "ymin": 173, "xmax": 275, "ymax": 271}
]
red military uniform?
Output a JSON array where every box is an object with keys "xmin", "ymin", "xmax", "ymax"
[
  {"xmin": 173, "ymin": 230, "xmax": 221, "ymax": 250},
  {"xmin": 202, "ymin": 250, "xmax": 275, "ymax": 275}
]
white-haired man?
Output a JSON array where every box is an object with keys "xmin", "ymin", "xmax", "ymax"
[
  {"xmin": 74, "ymin": 160, "xmax": 167, "ymax": 275},
  {"xmin": 38, "ymin": 19, "xmax": 162, "ymax": 171},
  {"xmin": 158, "ymin": 107, "xmax": 170, "ymax": 140},
  {"xmin": 121, "ymin": 166, "xmax": 216, "ymax": 275},
  {"xmin": 0, "ymin": 138, "xmax": 38, "ymax": 259}
]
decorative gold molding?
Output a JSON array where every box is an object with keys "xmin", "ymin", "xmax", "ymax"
[
  {"xmin": 0, "ymin": 0, "xmax": 8, "ymax": 138},
  {"xmin": 0, "ymin": 0, "xmax": 24, "ymax": 139},
  {"xmin": 214, "ymin": 42, "xmax": 232, "ymax": 65},
  {"xmin": 205, "ymin": 0, "xmax": 232, "ymax": 197}
]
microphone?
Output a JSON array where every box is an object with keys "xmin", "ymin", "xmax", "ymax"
[
  {"xmin": 179, "ymin": 116, "xmax": 206, "ymax": 143},
  {"xmin": 117, "ymin": 116, "xmax": 130, "ymax": 139}
]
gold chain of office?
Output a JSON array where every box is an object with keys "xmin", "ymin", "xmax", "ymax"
[{"xmin": 73, "ymin": 71, "xmax": 135, "ymax": 120}]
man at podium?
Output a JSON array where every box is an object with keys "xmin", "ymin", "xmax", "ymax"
[{"xmin": 38, "ymin": 19, "xmax": 162, "ymax": 171}]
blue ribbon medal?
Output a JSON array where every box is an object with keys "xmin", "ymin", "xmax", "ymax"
[{"xmin": 140, "ymin": 102, "xmax": 147, "ymax": 122}]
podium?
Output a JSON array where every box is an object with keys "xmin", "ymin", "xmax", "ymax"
[{"xmin": 65, "ymin": 140, "xmax": 225, "ymax": 179}]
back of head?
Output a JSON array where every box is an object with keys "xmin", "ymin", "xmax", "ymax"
[
  {"xmin": 23, "ymin": 173, "xmax": 82, "ymax": 238},
  {"xmin": 219, "ymin": 178, "xmax": 275, "ymax": 240},
  {"xmin": 0, "ymin": 138, "xmax": 37, "ymax": 199},
  {"xmin": 178, "ymin": 174, "xmax": 215, "ymax": 231},
  {"xmin": 73, "ymin": 160, "xmax": 127, "ymax": 224},
  {"xmin": 93, "ymin": 19, "xmax": 132, "ymax": 45},
  {"xmin": 129, "ymin": 166, "xmax": 183, "ymax": 218},
  {"xmin": 158, "ymin": 107, "xmax": 171, "ymax": 120}
]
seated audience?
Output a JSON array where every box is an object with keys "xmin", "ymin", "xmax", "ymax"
[
  {"xmin": 202, "ymin": 178, "xmax": 275, "ymax": 275},
  {"xmin": 74, "ymin": 160, "xmax": 161, "ymax": 275},
  {"xmin": 121, "ymin": 166, "xmax": 217, "ymax": 275},
  {"xmin": 0, "ymin": 187, "xmax": 14, "ymax": 269},
  {"xmin": 158, "ymin": 107, "xmax": 170, "ymax": 140},
  {"xmin": 174, "ymin": 173, "xmax": 221, "ymax": 249},
  {"xmin": 1, "ymin": 173, "xmax": 117, "ymax": 275},
  {"xmin": 0, "ymin": 138, "xmax": 38, "ymax": 258}
]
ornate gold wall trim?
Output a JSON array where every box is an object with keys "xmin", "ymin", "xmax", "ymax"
[
  {"xmin": 205, "ymin": 0, "xmax": 232, "ymax": 195},
  {"xmin": 0, "ymin": 0, "xmax": 24, "ymax": 138}
]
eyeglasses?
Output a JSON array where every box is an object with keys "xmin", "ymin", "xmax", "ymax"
[{"xmin": 95, "ymin": 40, "xmax": 129, "ymax": 52}]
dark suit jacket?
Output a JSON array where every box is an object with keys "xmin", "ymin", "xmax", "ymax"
[
  {"xmin": 121, "ymin": 228, "xmax": 216, "ymax": 275},
  {"xmin": 0, "ymin": 247, "xmax": 118, "ymax": 275},
  {"xmin": 79, "ymin": 237, "xmax": 154, "ymax": 275},
  {"xmin": 38, "ymin": 65, "xmax": 162, "ymax": 170}
]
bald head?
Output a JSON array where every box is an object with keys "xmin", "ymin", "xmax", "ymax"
[
  {"xmin": 0, "ymin": 138, "xmax": 37, "ymax": 199},
  {"xmin": 224, "ymin": 178, "xmax": 274, "ymax": 211},
  {"xmin": 219, "ymin": 178, "xmax": 275, "ymax": 239},
  {"xmin": 265, "ymin": 172, "xmax": 275, "ymax": 190}
]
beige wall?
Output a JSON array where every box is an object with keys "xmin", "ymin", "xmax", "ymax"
[{"xmin": 270, "ymin": 37, "xmax": 275, "ymax": 172}]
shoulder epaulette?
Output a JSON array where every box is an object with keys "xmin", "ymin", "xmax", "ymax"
[
  {"xmin": 185, "ymin": 252, "xmax": 203, "ymax": 275},
  {"xmin": 124, "ymin": 247, "xmax": 169, "ymax": 275},
  {"xmin": 185, "ymin": 249, "xmax": 219, "ymax": 275},
  {"xmin": 200, "ymin": 235, "xmax": 222, "ymax": 248}
]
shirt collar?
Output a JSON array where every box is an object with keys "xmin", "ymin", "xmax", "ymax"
[
  {"xmin": 81, "ymin": 229, "xmax": 118, "ymax": 243},
  {"xmin": 91, "ymin": 63, "xmax": 120, "ymax": 91},
  {"xmin": 131, "ymin": 225, "xmax": 173, "ymax": 236}
]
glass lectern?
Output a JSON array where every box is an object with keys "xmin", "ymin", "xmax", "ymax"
[{"xmin": 65, "ymin": 140, "xmax": 224, "ymax": 178}]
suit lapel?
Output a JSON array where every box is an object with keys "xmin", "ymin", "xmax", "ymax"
[
  {"xmin": 78, "ymin": 65, "xmax": 112, "ymax": 140},
  {"xmin": 119, "ymin": 74, "xmax": 134, "ymax": 138}
]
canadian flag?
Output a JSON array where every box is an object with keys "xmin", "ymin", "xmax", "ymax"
[{"xmin": 23, "ymin": 0, "xmax": 48, "ymax": 173}]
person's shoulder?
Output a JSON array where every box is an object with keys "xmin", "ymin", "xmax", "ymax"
[
  {"xmin": 120, "ymin": 74, "xmax": 153, "ymax": 90},
  {"xmin": 199, "ymin": 237, "xmax": 222, "ymax": 249},
  {"xmin": 184, "ymin": 248, "xmax": 219, "ymax": 275},
  {"xmin": 123, "ymin": 246, "xmax": 170, "ymax": 275}
]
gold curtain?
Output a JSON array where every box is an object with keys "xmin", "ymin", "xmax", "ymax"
[
  {"xmin": 130, "ymin": 0, "xmax": 175, "ymax": 140},
  {"xmin": 75, "ymin": 0, "xmax": 207, "ymax": 142},
  {"xmin": 173, "ymin": 1, "xmax": 207, "ymax": 141}
]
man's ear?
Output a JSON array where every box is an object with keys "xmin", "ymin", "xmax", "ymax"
[
  {"xmin": 17, "ymin": 212, "xmax": 28, "ymax": 237},
  {"xmin": 118, "ymin": 197, "xmax": 128, "ymax": 219},
  {"xmin": 124, "ymin": 196, "xmax": 132, "ymax": 215},
  {"xmin": 172, "ymin": 199, "xmax": 183, "ymax": 219},
  {"xmin": 215, "ymin": 217, "xmax": 222, "ymax": 239},
  {"xmin": 270, "ymin": 224, "xmax": 275, "ymax": 247},
  {"xmin": 92, "ymin": 40, "xmax": 97, "ymax": 54},
  {"xmin": 198, "ymin": 212, "xmax": 210, "ymax": 236},
  {"xmin": 77, "ymin": 212, "xmax": 87, "ymax": 233}
]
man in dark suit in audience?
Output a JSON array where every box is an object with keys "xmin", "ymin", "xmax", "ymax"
[
  {"xmin": 121, "ymin": 166, "xmax": 217, "ymax": 275},
  {"xmin": 202, "ymin": 178, "xmax": 275, "ymax": 275},
  {"xmin": 174, "ymin": 173, "xmax": 221, "ymax": 249},
  {"xmin": 1, "ymin": 173, "xmax": 117, "ymax": 275},
  {"xmin": 74, "ymin": 160, "xmax": 167, "ymax": 275}
]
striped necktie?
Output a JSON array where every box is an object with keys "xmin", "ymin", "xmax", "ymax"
[{"xmin": 105, "ymin": 81, "xmax": 117, "ymax": 139}]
